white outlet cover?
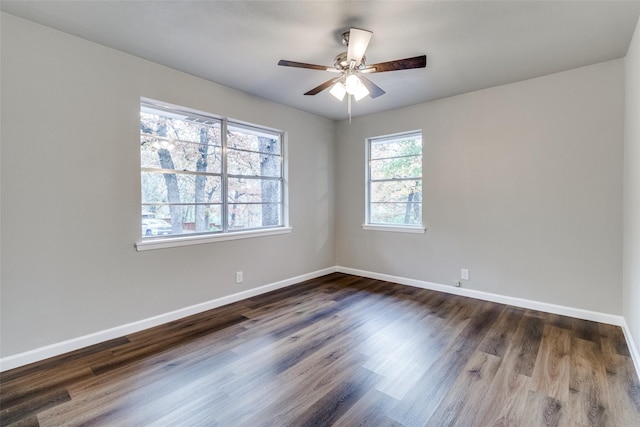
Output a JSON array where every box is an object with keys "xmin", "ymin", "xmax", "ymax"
[{"xmin": 461, "ymin": 269, "xmax": 469, "ymax": 280}]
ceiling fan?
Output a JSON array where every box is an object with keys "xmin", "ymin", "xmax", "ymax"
[{"xmin": 278, "ymin": 28, "xmax": 426, "ymax": 108}]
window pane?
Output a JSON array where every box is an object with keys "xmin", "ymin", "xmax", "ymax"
[
  {"xmin": 228, "ymin": 177, "xmax": 281, "ymax": 203},
  {"xmin": 370, "ymin": 202, "xmax": 422, "ymax": 225},
  {"xmin": 228, "ymin": 203, "xmax": 282, "ymax": 230},
  {"xmin": 141, "ymin": 111, "xmax": 222, "ymax": 145},
  {"xmin": 142, "ymin": 204, "xmax": 222, "ymax": 237},
  {"xmin": 370, "ymin": 180, "xmax": 422, "ymax": 203},
  {"xmin": 370, "ymin": 155, "xmax": 421, "ymax": 180},
  {"xmin": 370, "ymin": 137, "xmax": 421, "ymax": 160},
  {"xmin": 227, "ymin": 150, "xmax": 281, "ymax": 177},
  {"xmin": 141, "ymin": 172, "xmax": 222, "ymax": 204},
  {"xmin": 141, "ymin": 138, "xmax": 222, "ymax": 173},
  {"xmin": 367, "ymin": 131, "xmax": 422, "ymax": 227},
  {"xmin": 228, "ymin": 126, "xmax": 281, "ymax": 154},
  {"xmin": 141, "ymin": 101, "xmax": 285, "ymax": 240}
]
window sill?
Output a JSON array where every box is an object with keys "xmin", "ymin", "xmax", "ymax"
[
  {"xmin": 136, "ymin": 227, "xmax": 292, "ymax": 251},
  {"xmin": 361, "ymin": 224, "xmax": 426, "ymax": 234}
]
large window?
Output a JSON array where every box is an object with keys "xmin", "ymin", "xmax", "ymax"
[
  {"xmin": 140, "ymin": 100, "xmax": 285, "ymax": 243},
  {"xmin": 366, "ymin": 130, "xmax": 423, "ymax": 231}
]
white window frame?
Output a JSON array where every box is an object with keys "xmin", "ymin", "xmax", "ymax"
[
  {"xmin": 136, "ymin": 99, "xmax": 290, "ymax": 251},
  {"xmin": 363, "ymin": 130, "xmax": 426, "ymax": 234}
]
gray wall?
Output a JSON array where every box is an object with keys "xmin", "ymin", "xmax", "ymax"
[
  {"xmin": 1, "ymin": 10, "xmax": 633, "ymax": 362},
  {"xmin": 0, "ymin": 13, "xmax": 336, "ymax": 357},
  {"xmin": 624, "ymin": 16, "xmax": 640, "ymax": 353},
  {"xmin": 336, "ymin": 59, "xmax": 624, "ymax": 315}
]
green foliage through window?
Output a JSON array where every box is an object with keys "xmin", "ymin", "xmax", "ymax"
[
  {"xmin": 140, "ymin": 101, "xmax": 284, "ymax": 238},
  {"xmin": 367, "ymin": 132, "xmax": 422, "ymax": 226}
]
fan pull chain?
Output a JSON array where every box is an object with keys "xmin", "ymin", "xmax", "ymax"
[{"xmin": 348, "ymin": 95, "xmax": 352, "ymax": 123}]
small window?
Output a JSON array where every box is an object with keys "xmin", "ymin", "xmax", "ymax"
[
  {"xmin": 140, "ymin": 100, "xmax": 286, "ymax": 242},
  {"xmin": 365, "ymin": 131, "xmax": 423, "ymax": 231}
]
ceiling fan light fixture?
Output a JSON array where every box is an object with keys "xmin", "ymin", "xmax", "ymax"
[
  {"xmin": 352, "ymin": 81, "xmax": 369, "ymax": 101},
  {"xmin": 344, "ymin": 73, "xmax": 369, "ymax": 101},
  {"xmin": 329, "ymin": 81, "xmax": 347, "ymax": 100},
  {"xmin": 344, "ymin": 74, "xmax": 361, "ymax": 94}
]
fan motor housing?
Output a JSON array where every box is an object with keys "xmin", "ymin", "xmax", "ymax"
[{"xmin": 334, "ymin": 52, "xmax": 366, "ymax": 70}]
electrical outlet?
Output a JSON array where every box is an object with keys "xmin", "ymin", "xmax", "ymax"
[
  {"xmin": 236, "ymin": 271, "xmax": 243, "ymax": 284},
  {"xmin": 461, "ymin": 269, "xmax": 469, "ymax": 281}
]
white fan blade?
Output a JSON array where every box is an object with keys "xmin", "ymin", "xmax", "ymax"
[{"xmin": 347, "ymin": 28, "xmax": 372, "ymax": 67}]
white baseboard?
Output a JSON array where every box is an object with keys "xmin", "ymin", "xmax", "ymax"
[
  {"xmin": 3, "ymin": 265, "xmax": 638, "ymax": 378},
  {"xmin": 621, "ymin": 319, "xmax": 640, "ymax": 380},
  {"xmin": 0, "ymin": 266, "xmax": 337, "ymax": 372},
  {"xmin": 336, "ymin": 266, "xmax": 625, "ymax": 326}
]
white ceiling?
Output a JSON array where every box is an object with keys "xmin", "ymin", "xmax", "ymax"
[{"xmin": 2, "ymin": 1, "xmax": 639, "ymax": 121}]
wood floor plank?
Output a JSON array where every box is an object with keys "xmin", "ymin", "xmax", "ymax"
[
  {"xmin": 372, "ymin": 315, "xmax": 456, "ymax": 400},
  {"xmin": 90, "ymin": 313, "xmax": 249, "ymax": 376},
  {"xmin": 0, "ymin": 367, "xmax": 94, "ymax": 410},
  {"xmin": 569, "ymin": 337, "xmax": 609, "ymax": 426},
  {"xmin": 425, "ymin": 350, "xmax": 502, "ymax": 427},
  {"xmin": 285, "ymin": 367, "xmax": 380, "ymax": 427},
  {"xmin": 475, "ymin": 357, "xmax": 532, "ymax": 427},
  {"xmin": 0, "ymin": 388, "xmax": 70, "ymax": 427},
  {"xmin": 223, "ymin": 315, "xmax": 353, "ymax": 399},
  {"xmin": 514, "ymin": 314, "xmax": 545, "ymax": 377},
  {"xmin": 600, "ymin": 324, "xmax": 640, "ymax": 427},
  {"xmin": 387, "ymin": 300, "xmax": 503, "ymax": 425},
  {"xmin": 332, "ymin": 389, "xmax": 400, "ymax": 427},
  {"xmin": 473, "ymin": 312, "xmax": 548, "ymax": 426},
  {"xmin": 522, "ymin": 390, "xmax": 565, "ymax": 427},
  {"xmin": 145, "ymin": 389, "xmax": 228, "ymax": 427},
  {"xmin": 0, "ymin": 337, "xmax": 130, "ymax": 385},
  {"xmin": 525, "ymin": 309, "xmax": 574, "ymax": 331},
  {"xmin": 38, "ymin": 350, "xmax": 238, "ymax": 426},
  {"xmin": 1, "ymin": 273, "xmax": 639, "ymax": 426},
  {"xmin": 478, "ymin": 305, "xmax": 524, "ymax": 358},
  {"xmin": 572, "ymin": 319, "xmax": 602, "ymax": 344},
  {"xmin": 531, "ymin": 324, "xmax": 572, "ymax": 404},
  {"xmin": 235, "ymin": 343, "xmax": 369, "ymax": 426}
]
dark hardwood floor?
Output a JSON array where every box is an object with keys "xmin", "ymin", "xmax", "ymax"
[{"xmin": 1, "ymin": 273, "xmax": 639, "ymax": 426}]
